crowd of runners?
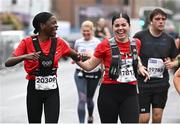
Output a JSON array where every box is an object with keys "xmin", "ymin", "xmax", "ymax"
[{"xmin": 4, "ymin": 8, "xmax": 180, "ymax": 123}]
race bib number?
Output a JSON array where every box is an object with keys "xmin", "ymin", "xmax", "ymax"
[
  {"xmin": 35, "ymin": 75, "xmax": 57, "ymax": 90},
  {"xmin": 147, "ymin": 58, "xmax": 165, "ymax": 78},
  {"xmin": 117, "ymin": 59, "xmax": 136, "ymax": 83}
]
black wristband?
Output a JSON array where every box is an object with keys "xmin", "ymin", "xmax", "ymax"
[
  {"xmin": 178, "ymin": 57, "xmax": 180, "ymax": 66},
  {"xmin": 72, "ymin": 53, "xmax": 81, "ymax": 62},
  {"xmin": 81, "ymin": 55, "xmax": 89, "ymax": 62},
  {"xmin": 72, "ymin": 53, "xmax": 89, "ymax": 62}
]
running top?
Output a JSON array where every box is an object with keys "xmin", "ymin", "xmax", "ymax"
[
  {"xmin": 74, "ymin": 36, "xmax": 101, "ymax": 72},
  {"xmin": 134, "ymin": 29, "xmax": 178, "ymax": 91},
  {"xmin": 12, "ymin": 36, "xmax": 71, "ymax": 80},
  {"xmin": 94, "ymin": 38, "xmax": 141, "ymax": 85}
]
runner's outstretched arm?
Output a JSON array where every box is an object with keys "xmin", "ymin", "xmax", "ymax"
[{"xmin": 5, "ymin": 51, "xmax": 41, "ymax": 67}]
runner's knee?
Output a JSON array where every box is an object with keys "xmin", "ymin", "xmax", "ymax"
[
  {"xmin": 152, "ymin": 109, "xmax": 163, "ymax": 123},
  {"xmin": 139, "ymin": 113, "xmax": 150, "ymax": 123}
]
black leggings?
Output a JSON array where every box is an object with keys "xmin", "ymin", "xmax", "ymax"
[
  {"xmin": 26, "ymin": 80, "xmax": 60, "ymax": 123},
  {"xmin": 98, "ymin": 83, "xmax": 139, "ymax": 123}
]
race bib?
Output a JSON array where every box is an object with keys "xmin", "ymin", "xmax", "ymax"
[
  {"xmin": 117, "ymin": 59, "xmax": 136, "ymax": 83},
  {"xmin": 35, "ymin": 75, "xmax": 57, "ymax": 90},
  {"xmin": 147, "ymin": 58, "xmax": 165, "ymax": 78}
]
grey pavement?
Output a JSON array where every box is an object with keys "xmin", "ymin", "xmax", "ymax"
[
  {"xmin": 0, "ymin": 60, "xmax": 180, "ymax": 123},
  {"xmin": 0, "ymin": 60, "xmax": 100, "ymax": 123}
]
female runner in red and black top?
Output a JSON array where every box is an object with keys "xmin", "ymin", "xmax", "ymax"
[
  {"xmin": 76, "ymin": 13, "xmax": 150, "ymax": 123},
  {"xmin": 5, "ymin": 12, "xmax": 80, "ymax": 123}
]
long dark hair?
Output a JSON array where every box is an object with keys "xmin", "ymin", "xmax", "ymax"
[{"xmin": 112, "ymin": 12, "xmax": 130, "ymax": 26}]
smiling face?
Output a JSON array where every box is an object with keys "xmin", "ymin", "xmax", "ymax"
[
  {"xmin": 112, "ymin": 17, "xmax": 130, "ymax": 42},
  {"xmin": 81, "ymin": 20, "xmax": 94, "ymax": 41},
  {"xmin": 42, "ymin": 16, "xmax": 58, "ymax": 37},
  {"xmin": 81, "ymin": 26, "xmax": 93, "ymax": 41}
]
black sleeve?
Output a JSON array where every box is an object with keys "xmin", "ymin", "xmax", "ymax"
[
  {"xmin": 133, "ymin": 31, "xmax": 142, "ymax": 39},
  {"xmin": 170, "ymin": 37, "xmax": 179, "ymax": 58}
]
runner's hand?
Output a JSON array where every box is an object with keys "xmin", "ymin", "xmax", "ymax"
[
  {"xmin": 164, "ymin": 57, "xmax": 178, "ymax": 69},
  {"xmin": 138, "ymin": 65, "xmax": 150, "ymax": 82},
  {"xmin": 24, "ymin": 51, "xmax": 41, "ymax": 60}
]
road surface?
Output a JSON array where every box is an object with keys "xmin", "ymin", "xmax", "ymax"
[{"xmin": 0, "ymin": 60, "xmax": 179, "ymax": 123}]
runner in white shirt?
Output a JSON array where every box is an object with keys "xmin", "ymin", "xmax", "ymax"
[{"xmin": 73, "ymin": 20, "xmax": 101, "ymax": 123}]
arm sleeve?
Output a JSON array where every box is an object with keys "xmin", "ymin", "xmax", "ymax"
[
  {"xmin": 12, "ymin": 39, "xmax": 26, "ymax": 56},
  {"xmin": 135, "ymin": 38, "xmax": 141, "ymax": 56},
  {"xmin": 170, "ymin": 37, "xmax": 179, "ymax": 58},
  {"xmin": 94, "ymin": 39, "xmax": 107, "ymax": 59},
  {"xmin": 133, "ymin": 32, "xmax": 141, "ymax": 39},
  {"xmin": 57, "ymin": 37, "xmax": 71, "ymax": 57}
]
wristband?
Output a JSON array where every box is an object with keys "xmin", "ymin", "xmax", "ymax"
[
  {"xmin": 81, "ymin": 55, "xmax": 89, "ymax": 62},
  {"xmin": 72, "ymin": 53, "xmax": 81, "ymax": 62},
  {"xmin": 177, "ymin": 57, "xmax": 180, "ymax": 66},
  {"xmin": 73, "ymin": 53, "xmax": 89, "ymax": 62}
]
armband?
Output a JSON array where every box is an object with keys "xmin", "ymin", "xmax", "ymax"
[
  {"xmin": 72, "ymin": 53, "xmax": 89, "ymax": 62},
  {"xmin": 72, "ymin": 53, "xmax": 81, "ymax": 62},
  {"xmin": 177, "ymin": 57, "xmax": 180, "ymax": 66},
  {"xmin": 81, "ymin": 55, "xmax": 89, "ymax": 62}
]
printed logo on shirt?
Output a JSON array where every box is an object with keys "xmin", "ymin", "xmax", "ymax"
[{"xmin": 42, "ymin": 60, "xmax": 53, "ymax": 67}]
